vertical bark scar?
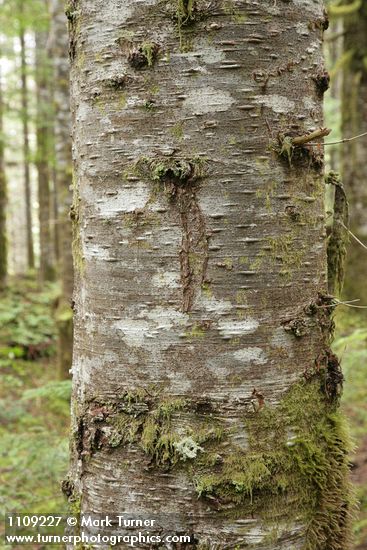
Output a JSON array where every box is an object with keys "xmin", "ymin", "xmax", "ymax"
[
  {"xmin": 178, "ymin": 186, "xmax": 210, "ymax": 312},
  {"xmin": 133, "ymin": 157, "xmax": 209, "ymax": 312}
]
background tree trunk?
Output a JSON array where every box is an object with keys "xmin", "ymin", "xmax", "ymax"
[
  {"xmin": 50, "ymin": 0, "xmax": 73, "ymax": 378},
  {"xmin": 68, "ymin": 1, "xmax": 353, "ymax": 548},
  {"xmin": 0, "ymin": 61, "xmax": 7, "ymax": 290},
  {"xmin": 19, "ymin": 13, "xmax": 34, "ymax": 271},
  {"xmin": 35, "ymin": 26, "xmax": 55, "ymax": 282},
  {"xmin": 341, "ymin": 2, "xmax": 367, "ymax": 313}
]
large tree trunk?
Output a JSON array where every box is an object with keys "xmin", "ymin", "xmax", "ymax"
[
  {"xmin": 19, "ymin": 12, "xmax": 34, "ymax": 271},
  {"xmin": 50, "ymin": 0, "xmax": 74, "ymax": 377},
  {"xmin": 67, "ymin": 1, "xmax": 353, "ymax": 548},
  {"xmin": 0, "ymin": 62, "xmax": 7, "ymax": 290},
  {"xmin": 341, "ymin": 2, "xmax": 367, "ymax": 312},
  {"xmin": 35, "ymin": 26, "xmax": 56, "ymax": 282}
]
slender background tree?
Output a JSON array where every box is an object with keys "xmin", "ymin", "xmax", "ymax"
[
  {"xmin": 18, "ymin": 0, "xmax": 34, "ymax": 270},
  {"xmin": 338, "ymin": 2, "xmax": 367, "ymax": 313},
  {"xmin": 35, "ymin": 2, "xmax": 56, "ymax": 283},
  {"xmin": 0, "ymin": 60, "xmax": 6, "ymax": 290},
  {"xmin": 50, "ymin": 0, "xmax": 73, "ymax": 377}
]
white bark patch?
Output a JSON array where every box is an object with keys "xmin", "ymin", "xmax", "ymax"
[
  {"xmin": 293, "ymin": 0, "xmax": 323, "ymax": 12},
  {"xmin": 84, "ymin": 243, "xmax": 112, "ymax": 260},
  {"xmin": 143, "ymin": 306, "xmax": 188, "ymax": 327},
  {"xmin": 74, "ymin": 356, "xmax": 97, "ymax": 399},
  {"xmin": 243, "ymin": 527, "xmax": 267, "ymax": 544},
  {"xmin": 95, "ymin": 183, "xmax": 150, "ymax": 217},
  {"xmin": 152, "ymin": 270, "xmax": 180, "ymax": 289},
  {"xmin": 113, "ymin": 319, "xmax": 151, "ymax": 347},
  {"xmin": 303, "ymin": 97, "xmax": 317, "ymax": 110},
  {"xmin": 270, "ymin": 326, "xmax": 295, "ymax": 357},
  {"xmin": 195, "ymin": 293, "xmax": 233, "ymax": 314},
  {"xmin": 166, "ymin": 371, "xmax": 194, "ymax": 393},
  {"xmin": 306, "ymin": 41, "xmax": 320, "ymax": 55},
  {"xmin": 117, "ymin": 0, "xmax": 156, "ymax": 21},
  {"xmin": 254, "ymin": 95, "xmax": 295, "ymax": 114},
  {"xmin": 218, "ymin": 319, "xmax": 259, "ymax": 337},
  {"xmin": 113, "ymin": 307, "xmax": 189, "ymax": 350},
  {"xmin": 178, "ymin": 42, "xmax": 225, "ymax": 64},
  {"xmin": 183, "ymin": 87, "xmax": 235, "ymax": 114},
  {"xmin": 233, "ymin": 347, "xmax": 267, "ymax": 365},
  {"xmin": 296, "ymin": 22, "xmax": 310, "ymax": 36}
]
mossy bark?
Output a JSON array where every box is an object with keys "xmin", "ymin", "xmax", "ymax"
[
  {"xmin": 68, "ymin": 1, "xmax": 353, "ymax": 547},
  {"xmin": 341, "ymin": 1, "xmax": 367, "ymax": 314}
]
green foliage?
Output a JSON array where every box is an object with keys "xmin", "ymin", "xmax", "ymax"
[
  {"xmin": 0, "ymin": 279, "xmax": 69, "ymax": 518},
  {"xmin": 22, "ymin": 380, "xmax": 72, "ymax": 402},
  {"xmin": 0, "ymin": 279, "xmax": 58, "ymax": 354},
  {"xmin": 329, "ymin": 0, "xmax": 362, "ymax": 17},
  {"xmin": 334, "ymin": 327, "xmax": 367, "ymax": 438},
  {"xmin": 333, "ymin": 317, "xmax": 367, "ymax": 546},
  {"xmin": 0, "ymin": 430, "xmax": 68, "ymax": 515}
]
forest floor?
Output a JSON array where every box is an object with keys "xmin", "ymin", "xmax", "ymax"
[
  {"xmin": 0, "ymin": 277, "xmax": 366, "ymax": 548},
  {"xmin": 0, "ymin": 276, "xmax": 69, "ymax": 547}
]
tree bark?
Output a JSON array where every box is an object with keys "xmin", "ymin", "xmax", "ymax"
[
  {"xmin": 19, "ymin": 8, "xmax": 34, "ymax": 271},
  {"xmin": 35, "ymin": 26, "xmax": 56, "ymax": 282},
  {"xmin": 67, "ymin": 1, "xmax": 353, "ymax": 548},
  {"xmin": 341, "ymin": 2, "xmax": 367, "ymax": 312},
  {"xmin": 50, "ymin": 0, "xmax": 74, "ymax": 378},
  {"xmin": 0, "ymin": 61, "xmax": 7, "ymax": 290}
]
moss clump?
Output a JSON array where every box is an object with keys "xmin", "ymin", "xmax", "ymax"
[
  {"xmin": 75, "ymin": 378, "xmax": 353, "ymax": 548},
  {"xmin": 275, "ymin": 132, "xmax": 325, "ymax": 172},
  {"xmin": 78, "ymin": 394, "xmax": 195, "ymax": 467},
  {"xmin": 105, "ymin": 75, "xmax": 127, "ymax": 90},
  {"xmin": 170, "ymin": 122, "xmax": 184, "ymax": 140},
  {"xmin": 149, "ymin": 157, "xmax": 206, "ymax": 184},
  {"xmin": 185, "ymin": 322, "xmax": 206, "ymax": 338},
  {"xmin": 177, "ymin": 0, "xmax": 195, "ymax": 23},
  {"xmin": 128, "ymin": 42, "xmax": 160, "ymax": 69},
  {"xmin": 140, "ymin": 398, "xmax": 189, "ymax": 466},
  {"xmin": 326, "ymin": 171, "xmax": 349, "ymax": 297},
  {"xmin": 194, "ymin": 380, "xmax": 355, "ymax": 550},
  {"xmin": 129, "ymin": 156, "xmax": 206, "ymax": 186},
  {"xmin": 130, "ymin": 156, "xmax": 207, "ymax": 204},
  {"xmin": 175, "ymin": 0, "xmax": 198, "ymax": 51}
]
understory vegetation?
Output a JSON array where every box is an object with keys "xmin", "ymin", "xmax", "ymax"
[{"xmin": 0, "ymin": 277, "xmax": 70, "ymax": 539}]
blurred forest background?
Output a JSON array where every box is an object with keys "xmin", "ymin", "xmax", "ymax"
[{"xmin": 0, "ymin": 0, "xmax": 366, "ymax": 548}]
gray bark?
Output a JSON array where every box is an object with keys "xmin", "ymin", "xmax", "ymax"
[{"xmin": 68, "ymin": 1, "xmax": 352, "ymax": 548}]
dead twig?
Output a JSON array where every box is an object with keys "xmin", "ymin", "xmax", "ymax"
[{"xmin": 305, "ymin": 130, "xmax": 367, "ymax": 147}]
